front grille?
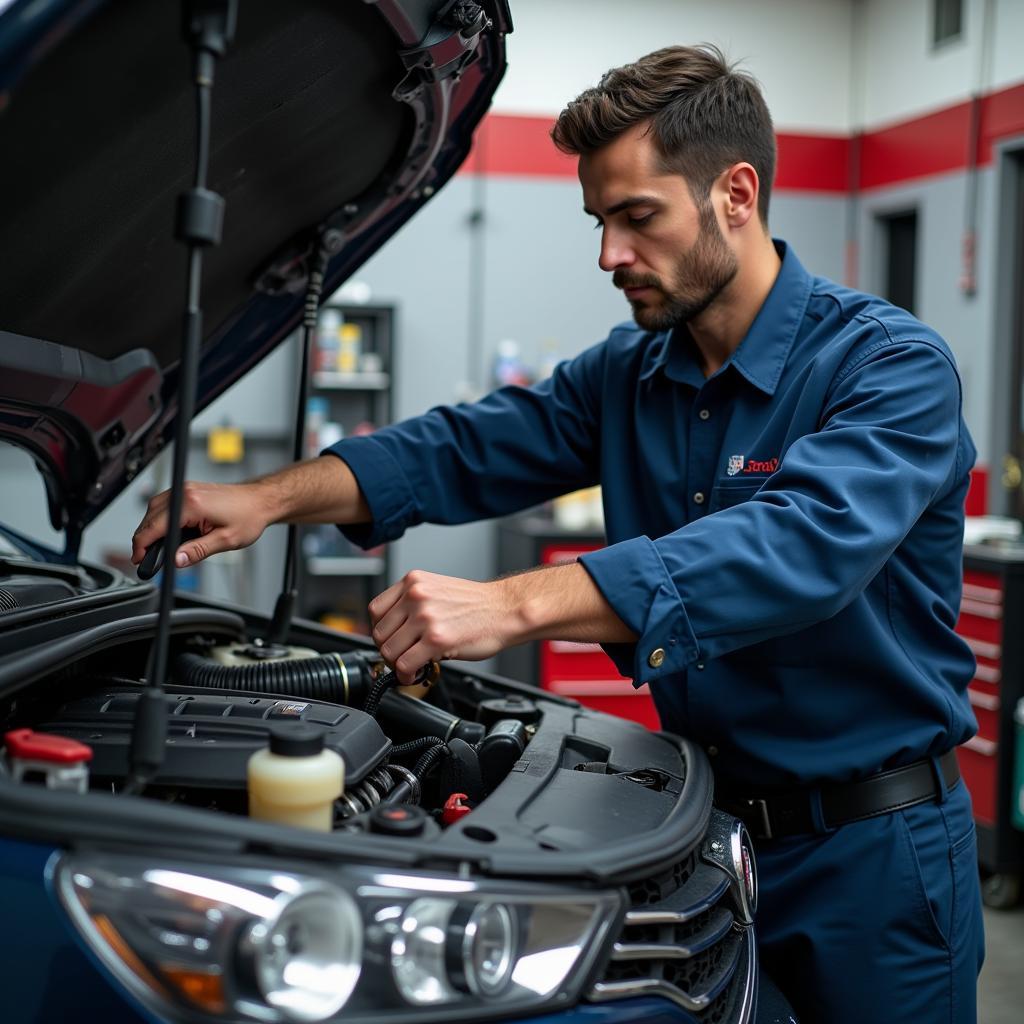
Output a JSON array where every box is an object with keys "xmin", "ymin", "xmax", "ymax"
[{"xmin": 590, "ymin": 854, "xmax": 756, "ymax": 1022}]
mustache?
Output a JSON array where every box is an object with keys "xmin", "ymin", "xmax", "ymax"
[{"xmin": 613, "ymin": 271, "xmax": 661, "ymax": 291}]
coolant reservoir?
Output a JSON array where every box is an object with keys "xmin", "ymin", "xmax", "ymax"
[{"xmin": 247, "ymin": 722, "xmax": 344, "ymax": 831}]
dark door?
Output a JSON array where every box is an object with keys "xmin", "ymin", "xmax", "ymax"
[
  {"xmin": 880, "ymin": 210, "xmax": 919, "ymax": 315},
  {"xmin": 1006, "ymin": 154, "xmax": 1024, "ymax": 517}
]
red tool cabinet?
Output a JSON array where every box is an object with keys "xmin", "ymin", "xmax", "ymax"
[{"xmin": 956, "ymin": 545, "xmax": 1024, "ymax": 905}]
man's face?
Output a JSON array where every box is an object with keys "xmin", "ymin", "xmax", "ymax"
[{"xmin": 579, "ymin": 124, "xmax": 738, "ymax": 331}]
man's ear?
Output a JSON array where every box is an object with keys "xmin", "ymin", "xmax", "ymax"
[{"xmin": 719, "ymin": 162, "xmax": 759, "ymax": 228}]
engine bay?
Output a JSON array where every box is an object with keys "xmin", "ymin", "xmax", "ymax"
[
  {"xmin": 1, "ymin": 622, "xmax": 554, "ymax": 836},
  {"xmin": 0, "ymin": 558, "xmax": 702, "ymax": 874}
]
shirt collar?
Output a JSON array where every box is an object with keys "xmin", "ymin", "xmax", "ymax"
[{"xmin": 638, "ymin": 240, "xmax": 813, "ymax": 396}]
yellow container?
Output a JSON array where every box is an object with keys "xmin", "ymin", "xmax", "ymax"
[{"xmin": 248, "ymin": 723, "xmax": 344, "ymax": 832}]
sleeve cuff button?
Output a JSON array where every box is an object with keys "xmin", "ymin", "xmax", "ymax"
[{"xmin": 648, "ymin": 648, "xmax": 666, "ymax": 668}]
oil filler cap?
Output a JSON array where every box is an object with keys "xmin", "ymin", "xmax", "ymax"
[
  {"xmin": 267, "ymin": 722, "xmax": 326, "ymax": 757},
  {"xmin": 368, "ymin": 804, "xmax": 427, "ymax": 837}
]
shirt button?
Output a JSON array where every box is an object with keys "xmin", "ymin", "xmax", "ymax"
[
  {"xmin": 707, "ymin": 746, "xmax": 719, "ymax": 757},
  {"xmin": 648, "ymin": 648, "xmax": 666, "ymax": 668},
  {"xmin": 696, "ymin": 662, "xmax": 705, "ymax": 671},
  {"xmin": 693, "ymin": 492, "xmax": 705, "ymax": 505},
  {"xmin": 699, "ymin": 408, "xmax": 710, "ymax": 420}
]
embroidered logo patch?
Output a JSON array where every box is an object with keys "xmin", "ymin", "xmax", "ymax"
[
  {"xmin": 744, "ymin": 457, "xmax": 779, "ymax": 474},
  {"xmin": 726, "ymin": 454, "xmax": 780, "ymax": 476}
]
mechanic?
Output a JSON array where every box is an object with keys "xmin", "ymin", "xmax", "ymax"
[{"xmin": 133, "ymin": 45, "xmax": 985, "ymax": 1023}]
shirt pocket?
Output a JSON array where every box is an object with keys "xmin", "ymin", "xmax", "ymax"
[{"xmin": 709, "ymin": 479, "xmax": 765, "ymax": 513}]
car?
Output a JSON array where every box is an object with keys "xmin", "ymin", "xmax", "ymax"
[{"xmin": 0, "ymin": 2, "xmax": 791, "ymax": 1022}]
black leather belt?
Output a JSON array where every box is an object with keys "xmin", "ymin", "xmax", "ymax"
[{"xmin": 716, "ymin": 750, "xmax": 961, "ymax": 840}]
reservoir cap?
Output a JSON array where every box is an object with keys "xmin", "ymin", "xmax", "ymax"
[{"xmin": 268, "ymin": 721, "xmax": 326, "ymax": 757}]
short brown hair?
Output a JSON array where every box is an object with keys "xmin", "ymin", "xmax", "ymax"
[{"xmin": 551, "ymin": 45, "xmax": 776, "ymax": 225}]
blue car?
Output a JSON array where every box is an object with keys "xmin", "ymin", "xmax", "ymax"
[{"xmin": 0, "ymin": 2, "xmax": 791, "ymax": 1022}]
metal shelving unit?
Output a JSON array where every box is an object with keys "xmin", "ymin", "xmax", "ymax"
[{"xmin": 298, "ymin": 303, "xmax": 395, "ymax": 632}]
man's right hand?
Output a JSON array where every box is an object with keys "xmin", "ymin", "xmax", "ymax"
[{"xmin": 131, "ymin": 480, "xmax": 274, "ymax": 570}]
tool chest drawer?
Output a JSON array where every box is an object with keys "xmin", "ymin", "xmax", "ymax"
[{"xmin": 956, "ymin": 550, "xmax": 1024, "ymax": 884}]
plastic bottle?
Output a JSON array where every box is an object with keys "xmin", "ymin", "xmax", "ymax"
[
  {"xmin": 247, "ymin": 722, "xmax": 344, "ymax": 831},
  {"xmin": 315, "ymin": 309, "xmax": 342, "ymax": 372}
]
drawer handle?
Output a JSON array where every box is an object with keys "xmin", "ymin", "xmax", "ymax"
[
  {"xmin": 963, "ymin": 637, "xmax": 1001, "ymax": 660},
  {"xmin": 973, "ymin": 663, "xmax": 1001, "ymax": 684},
  {"xmin": 547, "ymin": 640, "xmax": 604, "ymax": 655},
  {"xmin": 967, "ymin": 688, "xmax": 1000, "ymax": 711},
  {"xmin": 961, "ymin": 583, "xmax": 1003, "ymax": 605},
  {"xmin": 962, "ymin": 735, "xmax": 998, "ymax": 756},
  {"xmin": 958, "ymin": 598, "xmax": 1002, "ymax": 620},
  {"xmin": 547, "ymin": 679, "xmax": 648, "ymax": 697}
]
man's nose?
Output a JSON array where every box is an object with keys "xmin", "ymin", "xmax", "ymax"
[{"xmin": 598, "ymin": 229, "xmax": 634, "ymax": 273}]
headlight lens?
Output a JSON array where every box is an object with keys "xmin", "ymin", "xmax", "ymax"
[
  {"xmin": 241, "ymin": 887, "xmax": 362, "ymax": 1021},
  {"xmin": 458, "ymin": 901, "xmax": 516, "ymax": 997},
  {"xmin": 55, "ymin": 852, "xmax": 621, "ymax": 1023}
]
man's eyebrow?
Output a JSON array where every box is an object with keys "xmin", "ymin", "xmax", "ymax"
[{"xmin": 583, "ymin": 195, "xmax": 660, "ymax": 218}]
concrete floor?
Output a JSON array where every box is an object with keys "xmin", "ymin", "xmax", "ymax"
[{"xmin": 978, "ymin": 904, "xmax": 1024, "ymax": 1022}]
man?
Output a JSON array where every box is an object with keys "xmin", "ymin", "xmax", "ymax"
[{"xmin": 133, "ymin": 45, "xmax": 984, "ymax": 1022}]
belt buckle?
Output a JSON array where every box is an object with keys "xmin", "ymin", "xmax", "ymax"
[{"xmin": 745, "ymin": 798, "xmax": 773, "ymax": 840}]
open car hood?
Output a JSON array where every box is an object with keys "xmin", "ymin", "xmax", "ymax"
[{"xmin": 0, "ymin": 0, "xmax": 510, "ymax": 555}]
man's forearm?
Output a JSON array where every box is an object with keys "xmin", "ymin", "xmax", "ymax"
[
  {"xmin": 500, "ymin": 561, "xmax": 637, "ymax": 646},
  {"xmin": 255, "ymin": 454, "xmax": 370, "ymax": 526}
]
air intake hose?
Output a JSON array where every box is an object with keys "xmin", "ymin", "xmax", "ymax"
[{"xmin": 175, "ymin": 650, "xmax": 370, "ymax": 705}]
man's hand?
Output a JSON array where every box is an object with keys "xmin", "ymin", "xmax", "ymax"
[
  {"xmin": 369, "ymin": 562, "xmax": 636, "ymax": 683},
  {"xmin": 131, "ymin": 480, "xmax": 275, "ymax": 569},
  {"xmin": 370, "ymin": 571, "xmax": 518, "ymax": 683}
]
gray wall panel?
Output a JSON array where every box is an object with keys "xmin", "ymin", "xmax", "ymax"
[
  {"xmin": 770, "ymin": 193, "xmax": 848, "ymax": 283},
  {"xmin": 856, "ymin": 169, "xmax": 998, "ymax": 465}
]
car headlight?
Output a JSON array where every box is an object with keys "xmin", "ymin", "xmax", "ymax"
[{"xmin": 54, "ymin": 852, "xmax": 622, "ymax": 1023}]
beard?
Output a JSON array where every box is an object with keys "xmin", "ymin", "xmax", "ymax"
[{"xmin": 614, "ymin": 201, "xmax": 738, "ymax": 331}]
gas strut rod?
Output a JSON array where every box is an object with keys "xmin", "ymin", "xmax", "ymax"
[
  {"xmin": 267, "ymin": 228, "xmax": 344, "ymax": 648},
  {"xmin": 125, "ymin": 0, "xmax": 238, "ymax": 795}
]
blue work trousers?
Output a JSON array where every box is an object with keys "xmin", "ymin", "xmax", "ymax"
[{"xmin": 754, "ymin": 776, "xmax": 984, "ymax": 1023}]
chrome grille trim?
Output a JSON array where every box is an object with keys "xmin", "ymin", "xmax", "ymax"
[
  {"xmin": 591, "ymin": 926, "xmax": 751, "ymax": 1013},
  {"xmin": 623, "ymin": 868, "xmax": 731, "ymax": 926},
  {"xmin": 612, "ymin": 905, "xmax": 734, "ymax": 960}
]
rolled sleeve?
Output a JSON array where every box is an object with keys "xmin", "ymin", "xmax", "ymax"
[
  {"xmin": 579, "ymin": 535, "xmax": 700, "ymax": 685},
  {"xmin": 322, "ymin": 437, "xmax": 420, "ymax": 549}
]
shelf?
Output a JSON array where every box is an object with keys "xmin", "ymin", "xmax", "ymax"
[
  {"xmin": 312, "ymin": 371, "xmax": 390, "ymax": 391},
  {"xmin": 306, "ymin": 556, "xmax": 385, "ymax": 576}
]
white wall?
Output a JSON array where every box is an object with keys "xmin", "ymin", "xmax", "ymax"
[
  {"xmin": 855, "ymin": 0, "xmax": 1024, "ymax": 129},
  {"xmin": 493, "ymin": 0, "xmax": 854, "ymax": 131},
  {"xmin": 494, "ymin": 1, "xmax": 1023, "ymax": 133}
]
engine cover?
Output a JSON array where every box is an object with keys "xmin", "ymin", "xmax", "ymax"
[{"xmin": 41, "ymin": 686, "xmax": 390, "ymax": 787}]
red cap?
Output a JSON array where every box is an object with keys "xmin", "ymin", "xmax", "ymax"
[
  {"xmin": 4, "ymin": 729, "xmax": 93, "ymax": 764},
  {"xmin": 442, "ymin": 792, "xmax": 472, "ymax": 825}
]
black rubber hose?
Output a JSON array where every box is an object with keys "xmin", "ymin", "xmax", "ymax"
[
  {"xmin": 175, "ymin": 651, "xmax": 369, "ymax": 705},
  {"xmin": 390, "ymin": 736, "xmax": 446, "ymax": 760},
  {"xmin": 363, "ymin": 670, "xmax": 397, "ymax": 717},
  {"xmin": 413, "ymin": 743, "xmax": 447, "ymax": 779}
]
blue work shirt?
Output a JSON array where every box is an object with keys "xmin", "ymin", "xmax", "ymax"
[{"xmin": 326, "ymin": 241, "xmax": 978, "ymax": 788}]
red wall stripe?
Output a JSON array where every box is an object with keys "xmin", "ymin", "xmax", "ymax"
[
  {"xmin": 978, "ymin": 82, "xmax": 1024, "ymax": 164},
  {"xmin": 460, "ymin": 80, "xmax": 1024, "ymax": 193},
  {"xmin": 773, "ymin": 133, "xmax": 850, "ymax": 192},
  {"xmin": 858, "ymin": 103, "xmax": 972, "ymax": 190}
]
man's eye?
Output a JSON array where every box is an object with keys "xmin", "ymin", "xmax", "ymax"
[{"xmin": 628, "ymin": 213, "xmax": 654, "ymax": 226}]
